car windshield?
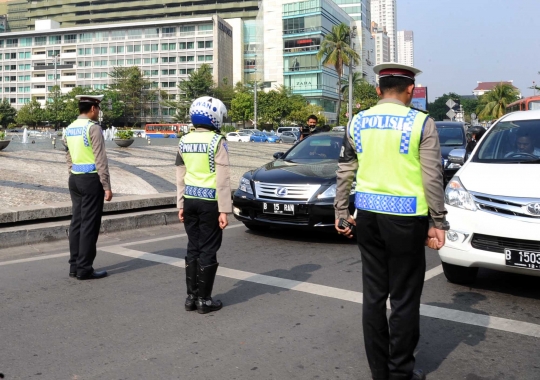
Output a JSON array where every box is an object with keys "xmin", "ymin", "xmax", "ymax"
[
  {"xmin": 436, "ymin": 126, "xmax": 465, "ymax": 146},
  {"xmin": 473, "ymin": 119, "xmax": 540, "ymax": 163},
  {"xmin": 282, "ymin": 135, "xmax": 343, "ymax": 162}
]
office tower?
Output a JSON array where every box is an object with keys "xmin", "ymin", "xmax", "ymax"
[
  {"xmin": 371, "ymin": 0, "xmax": 396, "ymax": 62},
  {"xmin": 397, "ymin": 30, "xmax": 414, "ymax": 66}
]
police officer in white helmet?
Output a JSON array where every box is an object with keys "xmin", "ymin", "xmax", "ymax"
[{"xmin": 176, "ymin": 97, "xmax": 232, "ymax": 314}]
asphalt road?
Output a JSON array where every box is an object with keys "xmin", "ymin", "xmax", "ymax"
[{"xmin": 1, "ymin": 222, "xmax": 540, "ymax": 380}]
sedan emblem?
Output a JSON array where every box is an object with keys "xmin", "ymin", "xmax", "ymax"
[
  {"xmin": 275, "ymin": 187, "xmax": 288, "ymax": 197},
  {"xmin": 527, "ymin": 203, "xmax": 540, "ymax": 216}
]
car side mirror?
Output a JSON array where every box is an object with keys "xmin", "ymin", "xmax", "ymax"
[
  {"xmin": 273, "ymin": 152, "xmax": 284, "ymax": 160},
  {"xmin": 448, "ymin": 148, "xmax": 467, "ymax": 165}
]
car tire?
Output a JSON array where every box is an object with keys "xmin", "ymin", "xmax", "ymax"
[
  {"xmin": 243, "ymin": 222, "xmax": 267, "ymax": 232},
  {"xmin": 441, "ymin": 262, "xmax": 478, "ymax": 284}
]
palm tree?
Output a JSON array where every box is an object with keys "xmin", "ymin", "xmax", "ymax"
[
  {"xmin": 317, "ymin": 23, "xmax": 360, "ymax": 125},
  {"xmin": 477, "ymin": 83, "xmax": 520, "ymax": 121}
]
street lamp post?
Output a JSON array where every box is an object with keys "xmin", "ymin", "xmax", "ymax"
[
  {"xmin": 253, "ymin": 80, "xmax": 258, "ymax": 130},
  {"xmin": 348, "ymin": 25, "xmax": 357, "ymax": 126},
  {"xmin": 54, "ymin": 54, "xmax": 60, "ymax": 130}
]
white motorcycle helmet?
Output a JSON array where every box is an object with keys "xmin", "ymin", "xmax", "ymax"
[{"xmin": 189, "ymin": 97, "xmax": 227, "ymax": 131}]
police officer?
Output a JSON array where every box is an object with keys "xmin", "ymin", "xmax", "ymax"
[
  {"xmin": 65, "ymin": 95, "xmax": 113, "ymax": 280},
  {"xmin": 334, "ymin": 63, "xmax": 449, "ymax": 380},
  {"xmin": 176, "ymin": 97, "xmax": 232, "ymax": 314}
]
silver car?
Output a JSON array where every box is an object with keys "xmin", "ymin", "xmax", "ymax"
[{"xmin": 280, "ymin": 131, "xmax": 299, "ymax": 144}]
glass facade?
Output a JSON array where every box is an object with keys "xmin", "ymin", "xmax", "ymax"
[{"xmin": 283, "ymin": 0, "xmax": 354, "ymax": 117}]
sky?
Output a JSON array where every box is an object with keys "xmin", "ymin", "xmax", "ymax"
[{"xmin": 396, "ymin": 0, "xmax": 540, "ymax": 102}]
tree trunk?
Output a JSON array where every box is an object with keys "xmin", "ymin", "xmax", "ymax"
[{"xmin": 336, "ymin": 75, "xmax": 342, "ymax": 126}]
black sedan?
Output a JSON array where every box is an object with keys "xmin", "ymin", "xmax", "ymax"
[
  {"xmin": 435, "ymin": 121, "xmax": 467, "ymax": 184},
  {"xmin": 232, "ymin": 133, "xmax": 355, "ymax": 231}
]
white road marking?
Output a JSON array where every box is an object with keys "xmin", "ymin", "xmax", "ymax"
[
  {"xmin": 424, "ymin": 265, "xmax": 444, "ymax": 281},
  {"xmin": 0, "ymin": 224, "xmax": 244, "ymax": 266},
  {"xmin": 101, "ymin": 246, "xmax": 540, "ymax": 339},
  {"xmin": 0, "ymin": 252, "xmax": 69, "ymax": 266}
]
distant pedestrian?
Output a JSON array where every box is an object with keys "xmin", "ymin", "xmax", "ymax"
[
  {"xmin": 65, "ymin": 95, "xmax": 113, "ymax": 280},
  {"xmin": 334, "ymin": 63, "xmax": 449, "ymax": 380},
  {"xmin": 176, "ymin": 96, "xmax": 232, "ymax": 314}
]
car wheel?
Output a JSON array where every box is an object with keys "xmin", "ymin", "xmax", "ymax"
[
  {"xmin": 441, "ymin": 262, "xmax": 478, "ymax": 284},
  {"xmin": 243, "ymin": 222, "xmax": 267, "ymax": 232},
  {"xmin": 279, "ymin": 140, "xmax": 283, "ymax": 144}
]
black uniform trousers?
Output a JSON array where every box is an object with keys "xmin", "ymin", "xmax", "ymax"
[
  {"xmin": 68, "ymin": 173, "xmax": 105, "ymax": 276},
  {"xmin": 356, "ymin": 209, "xmax": 428, "ymax": 380},
  {"xmin": 183, "ymin": 198, "xmax": 222, "ymax": 267}
]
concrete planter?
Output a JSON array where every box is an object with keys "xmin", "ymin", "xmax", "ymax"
[
  {"xmin": 114, "ymin": 138, "xmax": 134, "ymax": 148},
  {"xmin": 0, "ymin": 140, "xmax": 10, "ymax": 151}
]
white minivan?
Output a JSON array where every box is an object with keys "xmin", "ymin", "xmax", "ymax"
[{"xmin": 439, "ymin": 110, "xmax": 540, "ymax": 284}]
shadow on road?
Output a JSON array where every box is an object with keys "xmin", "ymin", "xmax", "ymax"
[
  {"xmin": 245, "ymin": 227, "xmax": 357, "ymax": 245},
  {"xmin": 465, "ymin": 268, "xmax": 540, "ymax": 301},
  {"xmin": 98, "ymin": 257, "xmax": 162, "ymax": 275},
  {"xmin": 214, "ymin": 263, "xmax": 322, "ymax": 307},
  {"xmin": 416, "ymin": 292, "xmax": 487, "ymax": 375}
]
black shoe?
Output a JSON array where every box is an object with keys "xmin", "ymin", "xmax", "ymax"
[
  {"xmin": 69, "ymin": 272, "xmax": 77, "ymax": 278},
  {"xmin": 196, "ymin": 297, "xmax": 223, "ymax": 314},
  {"xmin": 185, "ymin": 294, "xmax": 197, "ymax": 311},
  {"xmin": 77, "ymin": 270, "xmax": 108, "ymax": 280},
  {"xmin": 196, "ymin": 262, "xmax": 222, "ymax": 314},
  {"xmin": 185, "ymin": 258, "xmax": 198, "ymax": 311},
  {"xmin": 411, "ymin": 370, "xmax": 426, "ymax": 380}
]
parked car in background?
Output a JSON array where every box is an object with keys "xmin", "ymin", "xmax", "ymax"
[
  {"xmin": 226, "ymin": 132, "xmax": 251, "ymax": 142},
  {"xmin": 281, "ymin": 131, "xmax": 299, "ymax": 144},
  {"xmin": 238, "ymin": 129, "xmax": 258, "ymax": 135},
  {"xmin": 332, "ymin": 126, "xmax": 346, "ymax": 132},
  {"xmin": 266, "ymin": 134, "xmax": 282, "ymax": 143},
  {"xmin": 435, "ymin": 121, "xmax": 468, "ymax": 185},
  {"xmin": 439, "ymin": 110, "xmax": 540, "ymax": 284},
  {"xmin": 276, "ymin": 126, "xmax": 300, "ymax": 137},
  {"xmin": 250, "ymin": 131, "xmax": 268, "ymax": 143},
  {"xmin": 233, "ymin": 132, "xmax": 354, "ymax": 231}
]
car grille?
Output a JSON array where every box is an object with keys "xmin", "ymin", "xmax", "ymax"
[
  {"xmin": 255, "ymin": 213, "xmax": 310, "ymax": 224},
  {"xmin": 254, "ymin": 182, "xmax": 321, "ymax": 202},
  {"xmin": 471, "ymin": 192, "xmax": 540, "ymax": 223},
  {"xmin": 471, "ymin": 234, "xmax": 540, "ymax": 254}
]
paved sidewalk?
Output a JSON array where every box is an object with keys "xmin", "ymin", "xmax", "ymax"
[{"xmin": 0, "ymin": 138, "xmax": 287, "ymax": 210}]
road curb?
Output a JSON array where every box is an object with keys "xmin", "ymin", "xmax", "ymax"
[{"xmin": 0, "ymin": 208, "xmax": 180, "ymax": 249}]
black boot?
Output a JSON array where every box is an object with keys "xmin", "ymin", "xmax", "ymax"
[
  {"xmin": 185, "ymin": 258, "xmax": 198, "ymax": 311},
  {"xmin": 196, "ymin": 262, "xmax": 222, "ymax": 314}
]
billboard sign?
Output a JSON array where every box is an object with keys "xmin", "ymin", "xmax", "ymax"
[{"xmin": 412, "ymin": 87, "xmax": 428, "ymax": 111}]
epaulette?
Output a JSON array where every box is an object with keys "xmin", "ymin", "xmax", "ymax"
[{"xmin": 410, "ymin": 107, "xmax": 429, "ymax": 115}]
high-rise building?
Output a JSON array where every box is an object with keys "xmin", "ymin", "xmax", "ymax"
[
  {"xmin": 333, "ymin": 0, "xmax": 371, "ymax": 29},
  {"xmin": 6, "ymin": 0, "xmax": 259, "ymax": 32},
  {"xmin": 397, "ymin": 30, "xmax": 414, "ymax": 66},
  {"xmin": 371, "ymin": 0, "xmax": 396, "ymax": 62},
  {"xmin": 371, "ymin": 22, "xmax": 389, "ymax": 65}
]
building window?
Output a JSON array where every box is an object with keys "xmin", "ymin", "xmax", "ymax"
[
  {"xmin": 162, "ymin": 27, "xmax": 177, "ymax": 37},
  {"xmin": 49, "ymin": 36, "xmax": 61, "ymax": 45},
  {"xmin": 18, "ymin": 52, "xmax": 31, "ymax": 59},
  {"xmin": 127, "ymin": 45, "xmax": 141, "ymax": 53},
  {"xmin": 47, "ymin": 50, "xmax": 61, "ymax": 57},
  {"xmin": 144, "ymin": 28, "xmax": 159, "ymax": 38},
  {"xmin": 64, "ymin": 34, "xmax": 77, "ymax": 44},
  {"xmin": 198, "ymin": 24, "xmax": 213, "ymax": 32},
  {"xmin": 162, "ymin": 43, "xmax": 176, "ymax": 51},
  {"xmin": 127, "ymin": 29, "xmax": 143, "ymax": 39},
  {"xmin": 197, "ymin": 55, "xmax": 205, "ymax": 62},
  {"xmin": 111, "ymin": 30, "xmax": 125, "ymax": 40},
  {"xmin": 144, "ymin": 44, "xmax": 158, "ymax": 52},
  {"xmin": 179, "ymin": 42, "xmax": 186, "ymax": 50},
  {"xmin": 180, "ymin": 69, "xmax": 187, "ymax": 74},
  {"xmin": 144, "ymin": 58, "xmax": 159, "ymax": 64},
  {"xmin": 205, "ymin": 55, "xmax": 213, "ymax": 61},
  {"xmin": 94, "ymin": 47, "xmax": 107, "ymax": 54},
  {"xmin": 205, "ymin": 41, "xmax": 213, "ymax": 48},
  {"xmin": 187, "ymin": 42, "xmax": 194, "ymax": 49},
  {"xmin": 198, "ymin": 41, "xmax": 205, "ymax": 49},
  {"xmin": 79, "ymin": 33, "xmax": 93, "ymax": 43},
  {"xmin": 47, "ymin": 74, "xmax": 60, "ymax": 80},
  {"xmin": 20, "ymin": 37, "xmax": 32, "ymax": 47},
  {"xmin": 18, "ymin": 64, "xmax": 31, "ymax": 70},
  {"xmin": 180, "ymin": 26, "xmax": 195, "ymax": 34}
]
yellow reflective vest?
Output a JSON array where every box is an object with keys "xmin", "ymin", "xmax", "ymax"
[
  {"xmin": 349, "ymin": 102, "xmax": 429, "ymax": 216},
  {"xmin": 180, "ymin": 131, "xmax": 223, "ymax": 201},
  {"xmin": 65, "ymin": 118, "xmax": 98, "ymax": 174}
]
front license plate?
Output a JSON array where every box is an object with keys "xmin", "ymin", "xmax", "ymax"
[
  {"xmin": 263, "ymin": 203, "xmax": 295, "ymax": 215},
  {"xmin": 505, "ymin": 249, "xmax": 540, "ymax": 270}
]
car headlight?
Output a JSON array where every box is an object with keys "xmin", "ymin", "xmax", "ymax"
[
  {"xmin": 447, "ymin": 163, "xmax": 462, "ymax": 169},
  {"xmin": 317, "ymin": 183, "xmax": 355, "ymax": 199},
  {"xmin": 318, "ymin": 184, "xmax": 336, "ymax": 199},
  {"xmin": 239, "ymin": 176, "xmax": 253, "ymax": 194},
  {"xmin": 445, "ymin": 177, "xmax": 476, "ymax": 211}
]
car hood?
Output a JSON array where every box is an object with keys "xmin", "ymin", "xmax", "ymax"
[
  {"xmin": 251, "ymin": 159, "xmax": 338, "ymax": 185},
  {"xmin": 441, "ymin": 145, "xmax": 465, "ymax": 159},
  {"xmin": 459, "ymin": 162, "xmax": 540, "ymax": 198}
]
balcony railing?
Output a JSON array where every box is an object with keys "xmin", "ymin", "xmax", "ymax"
[{"xmin": 284, "ymin": 45, "xmax": 320, "ymax": 54}]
